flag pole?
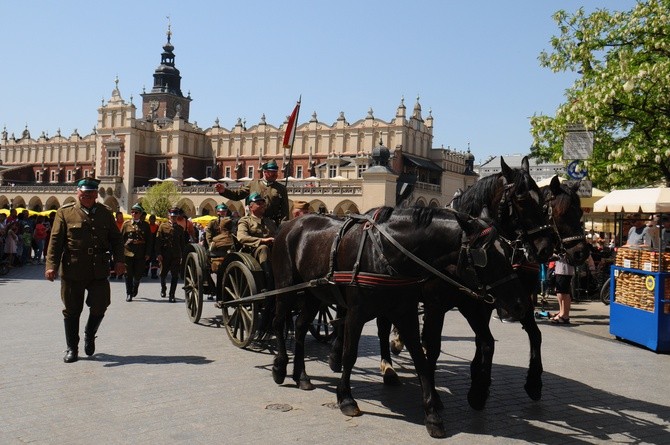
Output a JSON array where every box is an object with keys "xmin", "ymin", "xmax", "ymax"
[{"xmin": 283, "ymin": 96, "xmax": 301, "ymax": 188}]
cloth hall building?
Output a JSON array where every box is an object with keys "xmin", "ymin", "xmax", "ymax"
[{"xmin": 0, "ymin": 32, "xmax": 477, "ymax": 217}]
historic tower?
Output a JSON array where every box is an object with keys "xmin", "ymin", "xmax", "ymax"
[{"xmin": 141, "ymin": 24, "xmax": 191, "ymax": 123}]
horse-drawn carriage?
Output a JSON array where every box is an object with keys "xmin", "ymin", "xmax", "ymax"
[{"xmin": 181, "ymin": 241, "xmax": 336, "ymax": 347}]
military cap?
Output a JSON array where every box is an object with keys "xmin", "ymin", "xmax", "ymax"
[
  {"xmin": 131, "ymin": 203, "xmax": 144, "ymax": 213},
  {"xmin": 215, "ymin": 203, "xmax": 228, "ymax": 211},
  {"xmin": 262, "ymin": 160, "xmax": 279, "ymax": 171},
  {"xmin": 168, "ymin": 206, "xmax": 183, "ymax": 216},
  {"xmin": 77, "ymin": 177, "xmax": 100, "ymax": 191},
  {"xmin": 246, "ymin": 192, "xmax": 266, "ymax": 205}
]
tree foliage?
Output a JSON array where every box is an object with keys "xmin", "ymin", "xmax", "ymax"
[
  {"xmin": 140, "ymin": 181, "xmax": 181, "ymax": 218},
  {"xmin": 530, "ymin": 0, "xmax": 670, "ymax": 189}
]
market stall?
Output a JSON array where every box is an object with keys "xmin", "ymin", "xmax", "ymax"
[{"xmin": 593, "ymin": 187, "xmax": 670, "ymax": 352}]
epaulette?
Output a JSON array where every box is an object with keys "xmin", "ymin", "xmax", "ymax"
[
  {"xmin": 98, "ymin": 203, "xmax": 113, "ymax": 211},
  {"xmin": 61, "ymin": 202, "xmax": 76, "ymax": 209}
]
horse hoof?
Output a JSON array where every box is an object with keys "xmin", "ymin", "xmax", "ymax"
[
  {"xmin": 426, "ymin": 418, "xmax": 447, "ymax": 439},
  {"xmin": 382, "ymin": 367, "xmax": 401, "ymax": 386},
  {"xmin": 272, "ymin": 366, "xmax": 286, "ymax": 385},
  {"xmin": 339, "ymin": 400, "xmax": 361, "ymax": 417},
  {"xmin": 390, "ymin": 340, "xmax": 404, "ymax": 356},
  {"xmin": 467, "ymin": 388, "xmax": 489, "ymax": 411},
  {"xmin": 298, "ymin": 379, "xmax": 315, "ymax": 391},
  {"xmin": 524, "ymin": 382, "xmax": 542, "ymax": 401}
]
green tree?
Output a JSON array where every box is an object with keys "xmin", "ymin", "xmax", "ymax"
[
  {"xmin": 140, "ymin": 181, "xmax": 181, "ymax": 217},
  {"xmin": 530, "ymin": 0, "xmax": 670, "ymax": 189}
]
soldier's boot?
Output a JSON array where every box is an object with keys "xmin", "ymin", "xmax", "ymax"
[
  {"xmin": 132, "ymin": 279, "xmax": 141, "ymax": 298},
  {"xmin": 63, "ymin": 318, "xmax": 80, "ymax": 363},
  {"xmin": 168, "ymin": 280, "xmax": 178, "ymax": 302},
  {"xmin": 125, "ymin": 275, "xmax": 133, "ymax": 302},
  {"xmin": 160, "ymin": 278, "xmax": 167, "ymax": 299},
  {"xmin": 84, "ymin": 313, "xmax": 104, "ymax": 356}
]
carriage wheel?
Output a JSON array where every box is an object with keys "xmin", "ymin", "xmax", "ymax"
[
  {"xmin": 600, "ymin": 278, "xmax": 611, "ymax": 306},
  {"xmin": 221, "ymin": 261, "xmax": 259, "ymax": 348},
  {"xmin": 183, "ymin": 252, "xmax": 204, "ymax": 323},
  {"xmin": 309, "ymin": 302, "xmax": 337, "ymax": 343}
]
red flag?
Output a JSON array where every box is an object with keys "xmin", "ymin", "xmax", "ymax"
[{"xmin": 282, "ymin": 100, "xmax": 301, "ymax": 149}]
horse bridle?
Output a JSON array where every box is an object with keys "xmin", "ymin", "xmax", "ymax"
[{"xmin": 543, "ymin": 190, "xmax": 587, "ymax": 256}]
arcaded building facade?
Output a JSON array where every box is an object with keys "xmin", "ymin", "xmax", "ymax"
[{"xmin": 0, "ymin": 31, "xmax": 477, "ymax": 217}]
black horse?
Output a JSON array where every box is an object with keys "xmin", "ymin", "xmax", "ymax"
[
  {"xmin": 379, "ymin": 169, "xmax": 589, "ymax": 409},
  {"xmin": 374, "ymin": 156, "xmax": 561, "ymax": 409},
  {"xmin": 270, "ymin": 207, "xmax": 530, "ymax": 438}
]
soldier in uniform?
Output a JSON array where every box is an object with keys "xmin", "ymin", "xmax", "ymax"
[
  {"xmin": 121, "ymin": 203, "xmax": 153, "ymax": 302},
  {"xmin": 45, "ymin": 177, "xmax": 125, "ymax": 363},
  {"xmin": 237, "ymin": 193, "xmax": 277, "ymax": 291},
  {"xmin": 154, "ymin": 207, "xmax": 186, "ymax": 302},
  {"xmin": 215, "ymin": 160, "xmax": 289, "ymax": 227},
  {"xmin": 205, "ymin": 203, "xmax": 235, "ymax": 306}
]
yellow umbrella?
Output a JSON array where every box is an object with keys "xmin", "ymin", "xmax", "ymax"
[{"xmin": 192, "ymin": 215, "xmax": 217, "ymax": 225}]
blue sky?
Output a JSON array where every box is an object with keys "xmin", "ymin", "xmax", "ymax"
[{"xmin": 0, "ymin": 1, "xmax": 636, "ymax": 164}]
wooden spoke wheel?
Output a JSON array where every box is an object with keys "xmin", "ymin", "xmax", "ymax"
[
  {"xmin": 183, "ymin": 252, "xmax": 204, "ymax": 323},
  {"xmin": 221, "ymin": 261, "xmax": 259, "ymax": 348},
  {"xmin": 309, "ymin": 302, "xmax": 337, "ymax": 343}
]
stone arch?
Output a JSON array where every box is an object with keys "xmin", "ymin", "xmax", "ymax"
[
  {"xmin": 12, "ymin": 195, "xmax": 26, "ymax": 208},
  {"xmin": 103, "ymin": 196, "xmax": 119, "ymax": 212},
  {"xmin": 428, "ymin": 198, "xmax": 440, "ymax": 208},
  {"xmin": 414, "ymin": 197, "xmax": 427, "ymax": 207},
  {"xmin": 225, "ymin": 201, "xmax": 245, "ymax": 217},
  {"xmin": 176, "ymin": 197, "xmax": 196, "ymax": 218},
  {"xmin": 28, "ymin": 196, "xmax": 44, "ymax": 211},
  {"xmin": 333, "ymin": 199, "xmax": 360, "ymax": 217},
  {"xmin": 199, "ymin": 198, "xmax": 219, "ymax": 216},
  {"xmin": 63, "ymin": 196, "xmax": 76, "ymax": 206},
  {"xmin": 45, "ymin": 196, "xmax": 61, "ymax": 210},
  {"xmin": 310, "ymin": 199, "xmax": 327, "ymax": 215},
  {"xmin": 0, "ymin": 195, "xmax": 10, "ymax": 209}
]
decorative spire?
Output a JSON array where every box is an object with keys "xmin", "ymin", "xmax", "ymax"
[{"xmin": 166, "ymin": 15, "xmax": 172, "ymax": 43}]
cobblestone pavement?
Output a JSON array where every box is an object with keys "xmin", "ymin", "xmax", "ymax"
[{"xmin": 1, "ymin": 264, "xmax": 669, "ymax": 444}]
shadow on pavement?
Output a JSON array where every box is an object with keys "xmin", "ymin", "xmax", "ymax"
[{"xmin": 93, "ymin": 353, "xmax": 214, "ymax": 367}]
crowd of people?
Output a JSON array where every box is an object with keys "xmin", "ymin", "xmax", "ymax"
[{"xmin": 0, "ymin": 208, "xmax": 55, "ymax": 271}]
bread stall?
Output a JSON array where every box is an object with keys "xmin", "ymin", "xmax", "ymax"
[{"xmin": 593, "ymin": 187, "xmax": 670, "ymax": 352}]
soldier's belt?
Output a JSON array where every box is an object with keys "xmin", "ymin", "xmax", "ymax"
[{"xmin": 87, "ymin": 248, "xmax": 108, "ymax": 255}]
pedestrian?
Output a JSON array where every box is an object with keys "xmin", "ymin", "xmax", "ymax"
[
  {"xmin": 154, "ymin": 207, "xmax": 186, "ymax": 302},
  {"xmin": 20, "ymin": 224, "xmax": 33, "ymax": 265},
  {"xmin": 551, "ymin": 254, "xmax": 574, "ymax": 325},
  {"xmin": 4, "ymin": 225, "xmax": 18, "ymax": 267},
  {"xmin": 146, "ymin": 214, "xmax": 160, "ymax": 278},
  {"xmin": 206, "ymin": 203, "xmax": 235, "ymax": 306},
  {"xmin": 120, "ymin": 203, "xmax": 152, "ymax": 302},
  {"xmin": 44, "ymin": 177, "xmax": 125, "ymax": 363},
  {"xmin": 214, "ymin": 160, "xmax": 289, "ymax": 227},
  {"xmin": 33, "ymin": 215, "xmax": 48, "ymax": 263}
]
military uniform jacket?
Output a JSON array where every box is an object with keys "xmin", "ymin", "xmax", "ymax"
[
  {"xmin": 46, "ymin": 201, "xmax": 124, "ymax": 281},
  {"xmin": 120, "ymin": 219, "xmax": 153, "ymax": 258},
  {"xmin": 154, "ymin": 221, "xmax": 186, "ymax": 259},
  {"xmin": 205, "ymin": 216, "xmax": 234, "ymax": 246},
  {"xmin": 219, "ymin": 179, "xmax": 289, "ymax": 226},
  {"xmin": 236, "ymin": 214, "xmax": 277, "ymax": 249}
]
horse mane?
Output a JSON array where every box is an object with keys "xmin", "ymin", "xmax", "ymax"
[
  {"xmin": 542, "ymin": 183, "xmax": 580, "ymax": 218},
  {"xmin": 370, "ymin": 206, "xmax": 442, "ymax": 229},
  {"xmin": 455, "ymin": 174, "xmax": 502, "ymax": 215}
]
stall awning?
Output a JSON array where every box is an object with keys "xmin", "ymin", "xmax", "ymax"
[
  {"xmin": 593, "ymin": 187, "xmax": 670, "ymax": 213},
  {"xmin": 402, "ymin": 154, "xmax": 443, "ymax": 172}
]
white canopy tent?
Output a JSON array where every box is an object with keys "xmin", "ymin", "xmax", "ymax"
[{"xmin": 593, "ymin": 187, "xmax": 670, "ymax": 213}]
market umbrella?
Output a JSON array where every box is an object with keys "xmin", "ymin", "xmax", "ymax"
[
  {"xmin": 201, "ymin": 177, "xmax": 218, "ymax": 183},
  {"xmin": 304, "ymin": 176, "xmax": 320, "ymax": 182},
  {"xmin": 218, "ymin": 177, "xmax": 236, "ymax": 182},
  {"xmin": 183, "ymin": 177, "xmax": 200, "ymax": 183},
  {"xmin": 237, "ymin": 176, "xmax": 252, "ymax": 181},
  {"xmin": 192, "ymin": 215, "xmax": 218, "ymax": 225},
  {"xmin": 329, "ymin": 175, "xmax": 348, "ymax": 182},
  {"xmin": 148, "ymin": 177, "xmax": 163, "ymax": 183},
  {"xmin": 163, "ymin": 177, "xmax": 179, "ymax": 182}
]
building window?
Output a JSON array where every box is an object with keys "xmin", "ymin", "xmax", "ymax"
[
  {"xmin": 206, "ymin": 166, "xmax": 213, "ymax": 178},
  {"xmin": 247, "ymin": 166, "xmax": 254, "ymax": 179},
  {"xmin": 157, "ymin": 160, "xmax": 167, "ymax": 179},
  {"xmin": 357, "ymin": 164, "xmax": 367, "ymax": 178},
  {"xmin": 50, "ymin": 170, "xmax": 58, "ymax": 183},
  {"xmin": 296, "ymin": 165, "xmax": 303, "ymax": 179},
  {"xmin": 35, "ymin": 171, "xmax": 41, "ymax": 183},
  {"xmin": 225, "ymin": 166, "xmax": 231, "ymax": 178},
  {"xmin": 106, "ymin": 149, "xmax": 119, "ymax": 176},
  {"xmin": 83, "ymin": 169, "xmax": 90, "ymax": 178},
  {"xmin": 66, "ymin": 170, "xmax": 73, "ymax": 182},
  {"xmin": 328, "ymin": 164, "xmax": 337, "ymax": 178}
]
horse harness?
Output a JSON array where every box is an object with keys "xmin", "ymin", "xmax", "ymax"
[
  {"xmin": 325, "ymin": 211, "xmax": 516, "ymax": 305},
  {"xmin": 542, "ymin": 188, "xmax": 587, "ymax": 256}
]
